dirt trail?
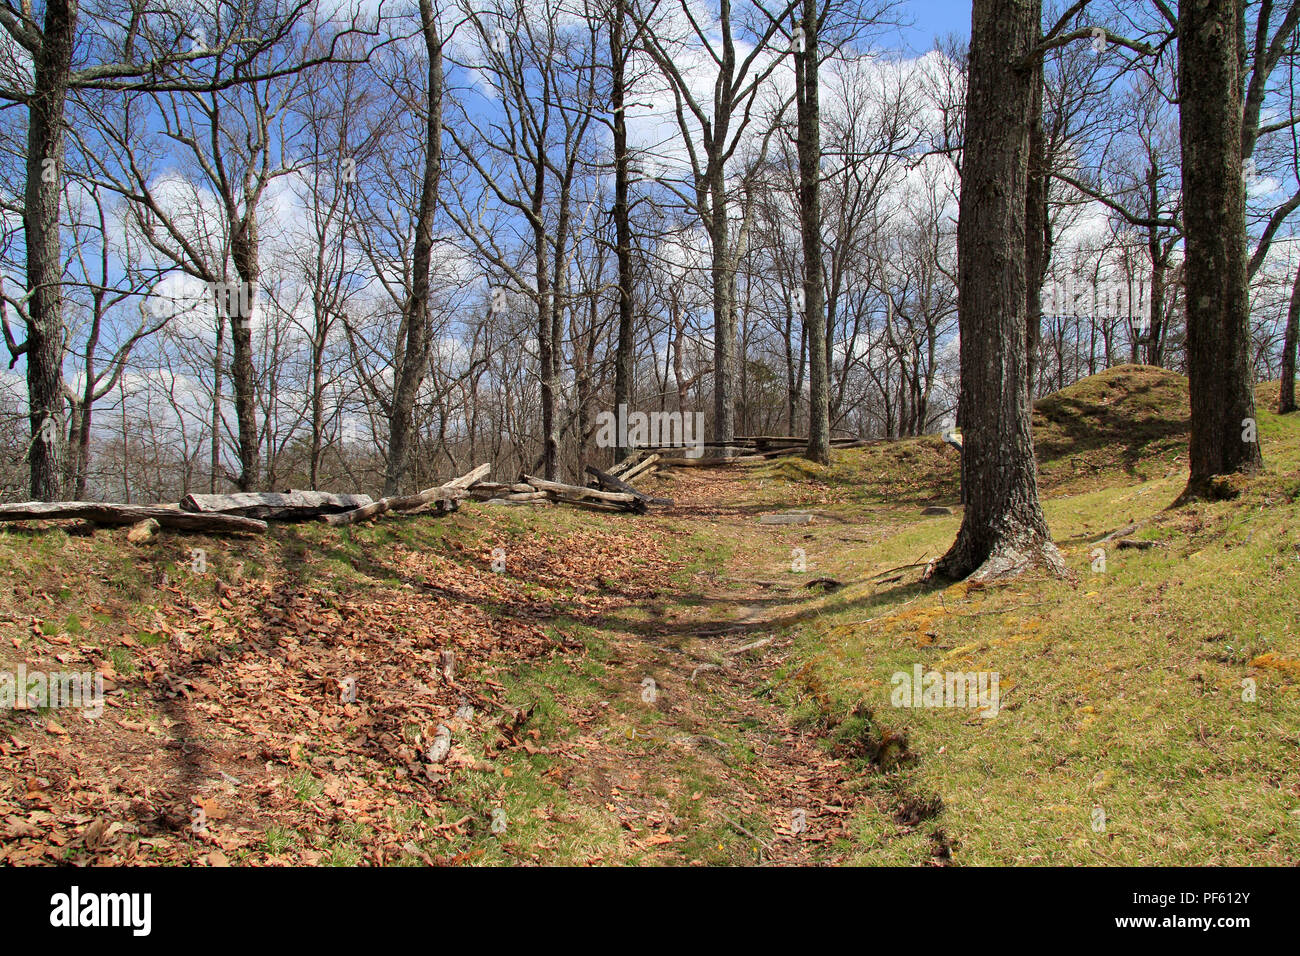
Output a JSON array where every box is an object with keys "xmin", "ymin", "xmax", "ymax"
[{"xmin": 551, "ymin": 465, "xmax": 886, "ymax": 865}]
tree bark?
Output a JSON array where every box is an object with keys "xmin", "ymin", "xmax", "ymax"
[
  {"xmin": 385, "ymin": 0, "xmax": 444, "ymax": 496},
  {"xmin": 1144, "ymin": 168, "xmax": 1167, "ymax": 366},
  {"xmin": 935, "ymin": 0, "xmax": 1064, "ymax": 583},
  {"xmin": 1025, "ymin": 51, "xmax": 1048, "ymax": 399},
  {"xmin": 611, "ymin": 0, "xmax": 636, "ymax": 460},
  {"xmin": 1278, "ymin": 260, "xmax": 1300, "ymax": 414},
  {"xmin": 210, "ymin": 307, "xmax": 224, "ymax": 492},
  {"xmin": 22, "ymin": 0, "xmax": 77, "ymax": 501},
  {"xmin": 225, "ymin": 244, "xmax": 261, "ymax": 492},
  {"xmin": 1178, "ymin": 0, "xmax": 1264, "ymax": 496},
  {"xmin": 797, "ymin": 0, "xmax": 830, "ymax": 465},
  {"xmin": 709, "ymin": 170, "xmax": 736, "ymax": 448}
]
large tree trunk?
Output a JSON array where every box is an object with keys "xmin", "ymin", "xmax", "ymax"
[
  {"xmin": 23, "ymin": 0, "xmax": 77, "ymax": 501},
  {"xmin": 797, "ymin": 0, "xmax": 830, "ymax": 465},
  {"xmin": 611, "ymin": 0, "xmax": 636, "ymax": 461},
  {"xmin": 935, "ymin": 0, "xmax": 1064, "ymax": 583},
  {"xmin": 1278, "ymin": 260, "xmax": 1300, "ymax": 414},
  {"xmin": 1178, "ymin": 0, "xmax": 1263, "ymax": 495},
  {"xmin": 385, "ymin": 0, "xmax": 444, "ymax": 496},
  {"xmin": 1025, "ymin": 52, "xmax": 1048, "ymax": 399}
]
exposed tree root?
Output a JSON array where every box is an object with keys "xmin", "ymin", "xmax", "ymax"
[{"xmin": 931, "ymin": 528, "xmax": 1069, "ymax": 584}]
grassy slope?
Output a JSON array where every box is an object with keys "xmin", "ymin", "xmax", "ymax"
[
  {"xmin": 2, "ymin": 364, "xmax": 1297, "ymax": 866},
  {"xmin": 723, "ymin": 365, "xmax": 1300, "ymax": 864}
]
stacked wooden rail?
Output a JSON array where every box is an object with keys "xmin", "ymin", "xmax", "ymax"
[
  {"xmin": 0, "ymin": 457, "xmax": 670, "ymax": 535},
  {"xmin": 642, "ymin": 435, "xmax": 872, "ymax": 467}
]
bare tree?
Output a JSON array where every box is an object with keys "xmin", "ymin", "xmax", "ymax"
[
  {"xmin": 936, "ymin": 0, "xmax": 1064, "ymax": 582},
  {"xmin": 634, "ymin": 0, "xmax": 798, "ymax": 447}
]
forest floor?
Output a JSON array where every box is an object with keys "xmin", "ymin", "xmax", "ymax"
[{"xmin": 2, "ymin": 365, "xmax": 1299, "ymax": 865}]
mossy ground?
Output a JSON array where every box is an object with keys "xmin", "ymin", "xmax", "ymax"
[{"xmin": 3, "ymin": 366, "xmax": 1297, "ymax": 865}]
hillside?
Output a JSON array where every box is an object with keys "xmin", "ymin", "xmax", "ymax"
[{"xmin": 1, "ymin": 367, "xmax": 1298, "ymax": 865}]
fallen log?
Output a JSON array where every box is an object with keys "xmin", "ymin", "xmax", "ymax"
[
  {"xmin": 607, "ymin": 450, "xmax": 645, "ymax": 479},
  {"xmin": 552, "ymin": 495, "xmax": 636, "ymax": 513},
  {"xmin": 1116, "ymin": 538, "xmax": 1161, "ymax": 550},
  {"xmin": 656, "ymin": 456, "xmax": 744, "ymax": 468},
  {"xmin": 521, "ymin": 475, "xmax": 647, "ymax": 513},
  {"xmin": 584, "ymin": 465, "xmax": 673, "ymax": 507},
  {"xmin": 756, "ymin": 440, "xmax": 876, "ymax": 459},
  {"xmin": 181, "ymin": 490, "xmax": 373, "ymax": 521},
  {"xmin": 466, "ymin": 482, "xmax": 535, "ymax": 499},
  {"xmin": 502, "ymin": 491, "xmax": 550, "ymax": 502},
  {"xmin": 618, "ymin": 454, "xmax": 660, "ymax": 484},
  {"xmin": 323, "ymin": 463, "xmax": 490, "ymax": 526},
  {"xmin": 0, "ymin": 501, "xmax": 267, "ymax": 534},
  {"xmin": 740, "ymin": 434, "xmax": 863, "ymax": 445}
]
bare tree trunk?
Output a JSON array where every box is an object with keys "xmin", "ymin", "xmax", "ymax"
[
  {"xmin": 936, "ymin": 0, "xmax": 1064, "ymax": 583},
  {"xmin": 384, "ymin": 0, "xmax": 443, "ymax": 496},
  {"xmin": 709, "ymin": 169, "xmax": 736, "ymax": 447},
  {"xmin": 227, "ymin": 231, "xmax": 261, "ymax": 492},
  {"xmin": 309, "ymin": 330, "xmax": 325, "ymax": 488},
  {"xmin": 1279, "ymin": 260, "xmax": 1300, "ymax": 414},
  {"xmin": 1178, "ymin": 0, "xmax": 1263, "ymax": 496},
  {"xmin": 1145, "ymin": 170, "xmax": 1166, "ymax": 366},
  {"xmin": 210, "ymin": 308, "xmax": 224, "ymax": 493},
  {"xmin": 22, "ymin": 0, "xmax": 76, "ymax": 501},
  {"xmin": 536, "ymin": 224, "xmax": 557, "ymax": 480},
  {"xmin": 611, "ymin": 0, "xmax": 635, "ymax": 460},
  {"xmin": 797, "ymin": 0, "xmax": 829, "ymax": 464}
]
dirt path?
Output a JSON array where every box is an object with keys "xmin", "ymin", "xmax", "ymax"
[{"xmin": 537, "ymin": 465, "xmax": 895, "ymax": 865}]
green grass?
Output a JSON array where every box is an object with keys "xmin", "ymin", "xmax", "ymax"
[
  {"xmin": 288, "ymin": 769, "xmax": 324, "ymax": 802},
  {"xmin": 747, "ymin": 384, "xmax": 1300, "ymax": 865}
]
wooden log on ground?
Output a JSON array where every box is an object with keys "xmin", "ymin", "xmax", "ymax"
[
  {"xmin": 618, "ymin": 454, "xmax": 660, "ymax": 484},
  {"xmin": 607, "ymin": 450, "xmax": 645, "ymax": 479},
  {"xmin": 0, "ymin": 501, "xmax": 267, "ymax": 534},
  {"xmin": 551, "ymin": 495, "xmax": 636, "ymax": 513},
  {"xmin": 750, "ymin": 439, "xmax": 876, "ymax": 459},
  {"xmin": 637, "ymin": 444, "xmax": 755, "ymax": 456},
  {"xmin": 656, "ymin": 456, "xmax": 745, "ymax": 468},
  {"xmin": 739, "ymin": 435, "xmax": 863, "ymax": 445},
  {"xmin": 521, "ymin": 475, "xmax": 646, "ymax": 513},
  {"xmin": 181, "ymin": 491, "xmax": 374, "ymax": 521},
  {"xmin": 323, "ymin": 463, "xmax": 490, "ymax": 526},
  {"xmin": 584, "ymin": 465, "xmax": 673, "ymax": 507},
  {"xmin": 466, "ymin": 482, "xmax": 535, "ymax": 498}
]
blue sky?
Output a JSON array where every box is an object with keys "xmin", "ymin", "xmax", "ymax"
[{"xmin": 899, "ymin": 0, "xmax": 971, "ymax": 53}]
